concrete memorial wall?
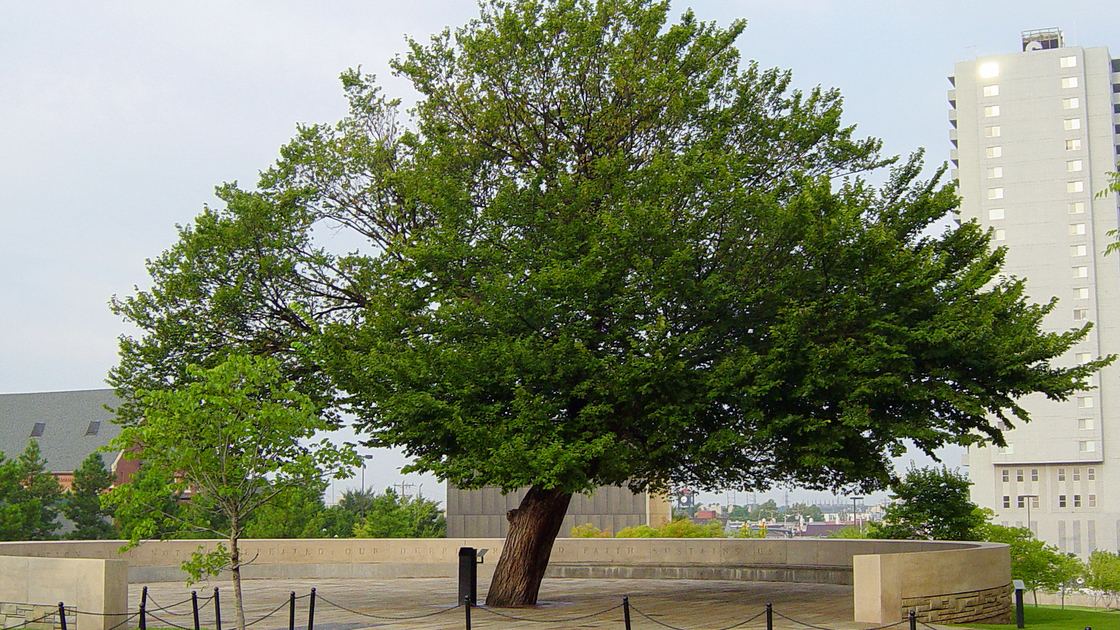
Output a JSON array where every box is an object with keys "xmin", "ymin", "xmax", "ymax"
[{"xmin": 0, "ymin": 537, "xmax": 1010, "ymax": 625}]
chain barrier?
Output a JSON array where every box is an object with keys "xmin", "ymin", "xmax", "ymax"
[
  {"xmin": 315, "ymin": 594, "xmax": 459, "ymax": 620},
  {"xmin": 144, "ymin": 594, "xmax": 198, "ymax": 616},
  {"xmin": 243, "ymin": 597, "xmax": 294, "ymax": 627},
  {"xmin": 146, "ymin": 610, "xmax": 197, "ymax": 630},
  {"xmin": 477, "ymin": 601, "xmax": 624, "ymax": 623},
  {"xmin": 3, "ymin": 610, "xmax": 61, "ymax": 630}
]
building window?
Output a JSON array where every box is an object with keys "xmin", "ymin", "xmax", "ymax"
[
  {"xmin": 30, "ymin": 422, "xmax": 45, "ymax": 438},
  {"xmin": 1002, "ymin": 469, "xmax": 1010, "ymax": 482},
  {"xmin": 1088, "ymin": 468, "xmax": 1095, "ymax": 480},
  {"xmin": 1074, "ymin": 266, "xmax": 1088, "ymax": 278},
  {"xmin": 987, "ymin": 146, "xmax": 1003, "ymax": 158},
  {"xmin": 85, "ymin": 421, "xmax": 100, "ymax": 436},
  {"xmin": 1031, "ymin": 496, "xmax": 1040, "ymax": 509},
  {"xmin": 989, "ymin": 208, "xmax": 1005, "ymax": 220},
  {"xmin": 1062, "ymin": 77, "xmax": 1079, "ymax": 89},
  {"xmin": 1079, "ymin": 418, "xmax": 1094, "ymax": 430},
  {"xmin": 998, "ymin": 444, "xmax": 1013, "ymax": 454},
  {"xmin": 988, "ymin": 166, "xmax": 1004, "ymax": 178},
  {"xmin": 1003, "ymin": 495, "xmax": 1011, "ymax": 508},
  {"xmin": 983, "ymin": 84, "xmax": 1000, "ymax": 96},
  {"xmin": 1059, "ymin": 468, "xmax": 1066, "ymax": 481},
  {"xmin": 1077, "ymin": 398, "xmax": 1093, "ymax": 411},
  {"xmin": 1076, "ymin": 352, "xmax": 1093, "ymax": 363},
  {"xmin": 1073, "ymin": 468, "xmax": 1081, "ymax": 481},
  {"xmin": 1068, "ymin": 160, "xmax": 1083, "ymax": 172},
  {"xmin": 1079, "ymin": 440, "xmax": 1096, "ymax": 452},
  {"xmin": 1017, "ymin": 496, "xmax": 1026, "ymax": 508},
  {"xmin": 1060, "ymin": 56, "xmax": 1077, "ymax": 68},
  {"xmin": 1089, "ymin": 495, "xmax": 1097, "ymax": 508},
  {"xmin": 1031, "ymin": 469, "xmax": 1039, "ymax": 482},
  {"xmin": 1072, "ymin": 245, "xmax": 1087, "ymax": 257},
  {"xmin": 1017, "ymin": 469, "xmax": 1024, "ymax": 482},
  {"xmin": 1063, "ymin": 97, "xmax": 1080, "ymax": 110},
  {"xmin": 1068, "ymin": 181, "xmax": 1085, "ymax": 193},
  {"xmin": 986, "ymin": 126, "xmax": 1002, "ymax": 137},
  {"xmin": 1064, "ymin": 118, "xmax": 1081, "ymax": 130},
  {"xmin": 1073, "ymin": 309, "xmax": 1089, "ymax": 321},
  {"xmin": 985, "ymin": 105, "xmax": 1001, "ymax": 117},
  {"xmin": 1074, "ymin": 495, "xmax": 1082, "ymax": 508},
  {"xmin": 1067, "ymin": 139, "xmax": 1082, "ymax": 151},
  {"xmin": 1074, "ymin": 289, "xmax": 1090, "ymax": 300},
  {"xmin": 989, "ymin": 188, "xmax": 1004, "ymax": 199},
  {"xmin": 1060, "ymin": 495, "xmax": 1067, "ymax": 508},
  {"xmin": 1069, "ymin": 202, "xmax": 1085, "ymax": 214},
  {"xmin": 1070, "ymin": 223, "xmax": 1086, "ymax": 235},
  {"xmin": 995, "ymin": 229, "xmax": 1006, "ymax": 241}
]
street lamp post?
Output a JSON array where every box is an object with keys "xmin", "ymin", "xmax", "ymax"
[
  {"xmin": 361, "ymin": 454, "xmax": 374, "ymax": 495},
  {"xmin": 850, "ymin": 496, "xmax": 864, "ymax": 531},
  {"xmin": 1021, "ymin": 495, "xmax": 1038, "ymax": 534}
]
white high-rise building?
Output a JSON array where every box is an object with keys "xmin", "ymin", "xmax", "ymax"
[{"xmin": 952, "ymin": 28, "xmax": 1120, "ymax": 555}]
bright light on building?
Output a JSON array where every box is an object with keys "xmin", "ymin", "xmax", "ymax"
[{"xmin": 978, "ymin": 61, "xmax": 1000, "ymax": 78}]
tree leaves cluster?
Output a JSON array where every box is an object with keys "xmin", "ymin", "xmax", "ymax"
[
  {"xmin": 870, "ymin": 465, "xmax": 986, "ymax": 541},
  {"xmin": 107, "ymin": 0, "xmax": 1108, "ymax": 606}
]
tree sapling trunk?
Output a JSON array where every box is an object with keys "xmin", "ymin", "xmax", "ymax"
[{"xmin": 485, "ymin": 485, "xmax": 572, "ymax": 607}]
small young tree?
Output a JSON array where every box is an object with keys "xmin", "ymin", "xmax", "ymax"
[
  {"xmin": 63, "ymin": 453, "xmax": 117, "ymax": 539},
  {"xmin": 107, "ymin": 354, "xmax": 359, "ymax": 630},
  {"xmin": 871, "ymin": 466, "xmax": 985, "ymax": 541},
  {"xmin": 1086, "ymin": 549, "xmax": 1120, "ymax": 609}
]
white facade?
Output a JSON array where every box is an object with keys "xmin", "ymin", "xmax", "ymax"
[{"xmin": 953, "ymin": 29, "xmax": 1120, "ymax": 555}]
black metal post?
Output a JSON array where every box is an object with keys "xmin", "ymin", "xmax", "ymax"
[
  {"xmin": 766, "ymin": 603, "xmax": 773, "ymax": 630},
  {"xmin": 192, "ymin": 591, "xmax": 200, "ymax": 630},
  {"xmin": 623, "ymin": 596, "xmax": 632, "ymax": 630},
  {"xmin": 214, "ymin": 587, "xmax": 222, "ymax": 630},
  {"xmin": 458, "ymin": 547, "xmax": 478, "ymax": 605},
  {"xmin": 307, "ymin": 588, "xmax": 316, "ymax": 630},
  {"xmin": 58, "ymin": 603, "xmax": 67, "ymax": 630},
  {"xmin": 909, "ymin": 610, "xmax": 916, "ymax": 630},
  {"xmin": 1014, "ymin": 579, "xmax": 1025, "ymax": 629},
  {"xmin": 289, "ymin": 591, "xmax": 296, "ymax": 630},
  {"xmin": 140, "ymin": 586, "xmax": 148, "ymax": 630},
  {"xmin": 463, "ymin": 595, "xmax": 471, "ymax": 630}
]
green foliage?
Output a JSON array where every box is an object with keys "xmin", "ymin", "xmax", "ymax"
[
  {"xmin": 0, "ymin": 441, "xmax": 63, "ymax": 541},
  {"xmin": 571, "ymin": 517, "xmax": 725, "ymax": 538},
  {"xmin": 351, "ymin": 488, "xmax": 446, "ymax": 538},
  {"xmin": 735, "ymin": 525, "xmax": 766, "ymax": 538},
  {"xmin": 1086, "ymin": 550, "xmax": 1120, "ymax": 600},
  {"xmin": 981, "ymin": 522, "xmax": 1079, "ymax": 597},
  {"xmin": 106, "ymin": 462, "xmax": 191, "ymax": 541},
  {"xmin": 870, "ymin": 466, "xmax": 985, "ymax": 541},
  {"xmin": 570, "ymin": 523, "xmax": 613, "ymax": 538},
  {"xmin": 63, "ymin": 453, "xmax": 117, "ymax": 540},
  {"xmin": 961, "ymin": 604, "xmax": 1120, "ymax": 630},
  {"xmin": 244, "ymin": 483, "xmax": 329, "ymax": 539},
  {"xmin": 829, "ymin": 524, "xmax": 873, "ymax": 539}
]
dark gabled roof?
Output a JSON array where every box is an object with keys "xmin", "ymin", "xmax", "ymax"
[{"xmin": 0, "ymin": 389, "xmax": 121, "ymax": 473}]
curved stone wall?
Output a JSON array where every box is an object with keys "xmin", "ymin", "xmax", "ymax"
[{"xmin": 0, "ymin": 537, "xmax": 1010, "ymax": 626}]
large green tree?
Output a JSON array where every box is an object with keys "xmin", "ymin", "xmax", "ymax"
[
  {"xmin": 106, "ymin": 355, "xmax": 358, "ymax": 630},
  {"xmin": 0, "ymin": 441, "xmax": 63, "ymax": 541},
  {"xmin": 110, "ymin": 0, "xmax": 1106, "ymax": 606},
  {"xmin": 63, "ymin": 453, "xmax": 117, "ymax": 540}
]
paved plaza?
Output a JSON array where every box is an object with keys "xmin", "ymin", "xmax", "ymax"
[{"xmin": 125, "ymin": 577, "xmax": 965, "ymax": 630}]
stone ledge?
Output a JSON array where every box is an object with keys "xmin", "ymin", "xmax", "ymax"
[{"xmin": 546, "ymin": 563, "xmax": 853, "ymax": 585}]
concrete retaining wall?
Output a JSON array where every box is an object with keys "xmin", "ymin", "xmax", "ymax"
[
  {"xmin": 0, "ymin": 555, "xmax": 127, "ymax": 630},
  {"xmin": 0, "ymin": 537, "xmax": 1009, "ymax": 625}
]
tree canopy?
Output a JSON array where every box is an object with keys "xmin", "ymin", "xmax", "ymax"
[
  {"xmin": 109, "ymin": 0, "xmax": 1106, "ymax": 606},
  {"xmin": 871, "ymin": 465, "xmax": 985, "ymax": 541}
]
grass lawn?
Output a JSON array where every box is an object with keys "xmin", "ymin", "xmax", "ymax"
[{"xmin": 953, "ymin": 605, "xmax": 1120, "ymax": 630}]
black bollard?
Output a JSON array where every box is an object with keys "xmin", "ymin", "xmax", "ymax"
[
  {"xmin": 307, "ymin": 588, "xmax": 316, "ymax": 630},
  {"xmin": 463, "ymin": 595, "xmax": 472, "ymax": 630},
  {"xmin": 289, "ymin": 592, "xmax": 296, "ymax": 630},
  {"xmin": 214, "ymin": 587, "xmax": 222, "ymax": 630},
  {"xmin": 140, "ymin": 586, "xmax": 148, "ymax": 630},
  {"xmin": 458, "ymin": 547, "xmax": 478, "ymax": 606},
  {"xmin": 623, "ymin": 596, "xmax": 631, "ymax": 630},
  {"xmin": 58, "ymin": 603, "xmax": 67, "ymax": 630},
  {"xmin": 909, "ymin": 610, "xmax": 917, "ymax": 630},
  {"xmin": 767, "ymin": 603, "xmax": 773, "ymax": 630},
  {"xmin": 192, "ymin": 591, "xmax": 200, "ymax": 630}
]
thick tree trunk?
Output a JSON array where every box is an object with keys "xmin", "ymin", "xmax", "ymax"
[{"xmin": 484, "ymin": 485, "xmax": 572, "ymax": 607}]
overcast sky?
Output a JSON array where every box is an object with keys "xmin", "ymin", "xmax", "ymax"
[{"xmin": 2, "ymin": 1, "xmax": 1117, "ymax": 506}]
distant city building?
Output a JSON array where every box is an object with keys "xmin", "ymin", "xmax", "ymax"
[
  {"xmin": 951, "ymin": 28, "xmax": 1120, "ymax": 555},
  {"xmin": 0, "ymin": 389, "xmax": 131, "ymax": 489}
]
